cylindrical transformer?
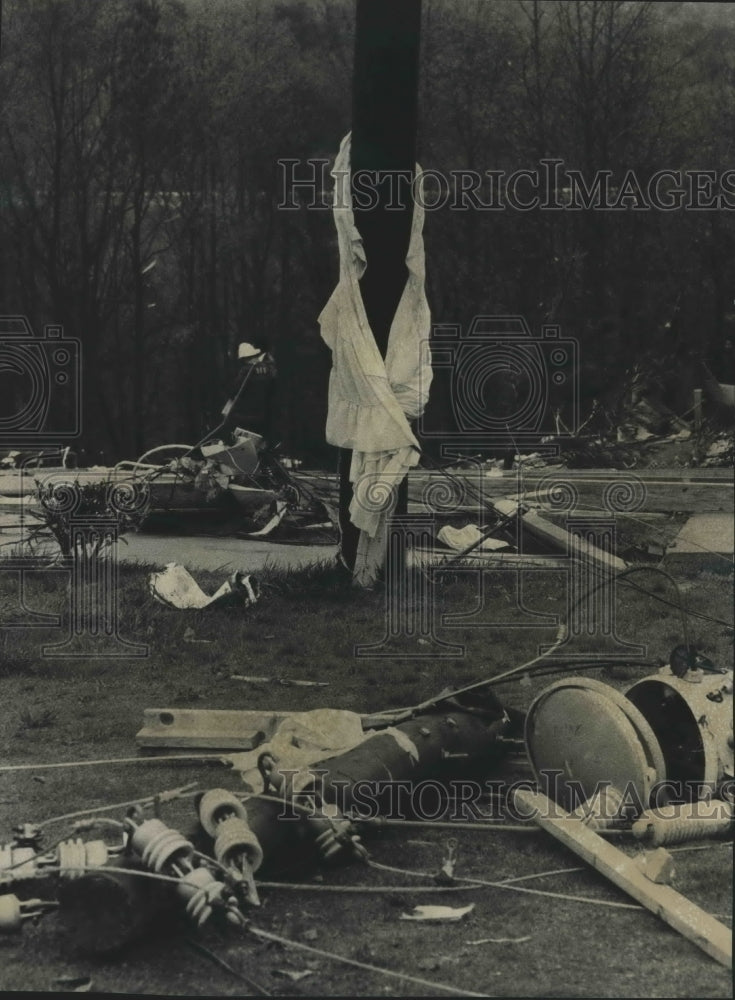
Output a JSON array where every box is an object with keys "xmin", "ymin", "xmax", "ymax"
[{"xmin": 626, "ymin": 666, "xmax": 733, "ymax": 799}]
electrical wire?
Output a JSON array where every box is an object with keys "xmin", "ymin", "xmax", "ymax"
[
  {"xmin": 255, "ymin": 880, "xmax": 486, "ymax": 894},
  {"xmin": 0, "ymin": 753, "xmax": 230, "ymax": 773},
  {"xmin": 620, "ymin": 576, "xmax": 734, "ymax": 630},
  {"xmin": 366, "ymin": 859, "xmax": 641, "ymax": 910},
  {"xmin": 36, "ymin": 783, "xmax": 199, "ymax": 828},
  {"xmin": 183, "ymin": 937, "xmax": 271, "ymax": 996},
  {"xmin": 370, "ymin": 563, "xmax": 698, "ymax": 724},
  {"xmin": 0, "ymin": 832, "xmax": 70, "ymax": 873},
  {"xmin": 243, "ymin": 924, "xmax": 490, "ymax": 998},
  {"xmin": 41, "ymin": 863, "xmax": 182, "ymax": 886},
  {"xmin": 352, "ymin": 815, "xmax": 629, "ymax": 836}
]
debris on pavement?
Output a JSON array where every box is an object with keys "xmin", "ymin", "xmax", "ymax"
[{"xmin": 148, "ymin": 562, "xmax": 260, "ymax": 610}]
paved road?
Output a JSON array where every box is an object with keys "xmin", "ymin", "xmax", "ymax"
[
  {"xmin": 118, "ymin": 532, "xmax": 338, "ymax": 572},
  {"xmin": 0, "ymin": 519, "xmax": 337, "ymax": 573}
]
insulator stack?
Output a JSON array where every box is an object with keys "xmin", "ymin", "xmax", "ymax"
[
  {"xmin": 129, "ymin": 819, "xmax": 194, "ymax": 873},
  {"xmin": 56, "ymin": 839, "xmax": 110, "ymax": 878},
  {"xmin": 633, "ymin": 800, "xmax": 734, "ymax": 846},
  {"xmin": 176, "ymin": 867, "xmax": 226, "ymax": 927},
  {"xmin": 302, "ymin": 795, "xmax": 367, "ymax": 863},
  {"xmin": 1, "ymin": 839, "xmax": 111, "ymax": 884},
  {"xmin": 0, "ymin": 846, "xmax": 37, "ymax": 885},
  {"xmin": 198, "ymin": 789, "xmax": 263, "ymax": 907},
  {"xmin": 126, "ymin": 817, "xmax": 232, "ymax": 926}
]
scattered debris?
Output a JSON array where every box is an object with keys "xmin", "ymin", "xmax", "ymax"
[
  {"xmin": 273, "ymin": 969, "xmax": 314, "ymax": 982},
  {"xmin": 635, "ymin": 847, "xmax": 675, "ymax": 885},
  {"xmin": 1, "ymin": 651, "xmax": 732, "ymax": 979},
  {"xmin": 434, "ymin": 839, "xmax": 458, "ymax": 885},
  {"xmin": 148, "ymin": 562, "xmax": 259, "ymax": 610},
  {"xmin": 183, "ymin": 627, "xmax": 212, "ymax": 644},
  {"xmin": 702, "ymin": 434, "xmax": 734, "ymax": 467},
  {"xmin": 417, "ymin": 956, "xmax": 460, "ymax": 971},
  {"xmin": 240, "ymin": 499, "xmax": 289, "ymax": 538},
  {"xmin": 400, "ymin": 904, "xmax": 475, "ymax": 923},
  {"xmin": 230, "ymin": 675, "xmax": 329, "ymax": 688},
  {"xmin": 466, "ymin": 936, "xmax": 532, "ymax": 946},
  {"xmin": 53, "ymin": 976, "xmax": 93, "ymax": 992},
  {"xmin": 200, "ymin": 435, "xmax": 261, "ymax": 477}
]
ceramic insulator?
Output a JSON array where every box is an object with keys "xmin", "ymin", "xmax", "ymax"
[
  {"xmin": 0, "ymin": 846, "xmax": 37, "ymax": 885},
  {"xmin": 633, "ymin": 800, "xmax": 734, "ymax": 846},
  {"xmin": 129, "ymin": 819, "xmax": 193, "ymax": 873},
  {"xmin": 0, "ymin": 894, "xmax": 23, "ymax": 932},
  {"xmin": 198, "ymin": 789, "xmax": 249, "ymax": 839},
  {"xmin": 212, "ymin": 816, "xmax": 264, "ymax": 873},
  {"xmin": 176, "ymin": 866, "xmax": 224, "ymax": 928},
  {"xmin": 57, "ymin": 839, "xmax": 109, "ymax": 878}
]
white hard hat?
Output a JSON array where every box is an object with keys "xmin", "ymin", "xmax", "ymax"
[{"xmin": 238, "ymin": 342, "xmax": 263, "ymax": 360}]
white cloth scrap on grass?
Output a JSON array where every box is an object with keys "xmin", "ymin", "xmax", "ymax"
[
  {"xmin": 148, "ymin": 562, "xmax": 259, "ymax": 610},
  {"xmin": 437, "ymin": 524, "xmax": 509, "ymax": 552},
  {"xmin": 318, "ymin": 134, "xmax": 432, "ymax": 581}
]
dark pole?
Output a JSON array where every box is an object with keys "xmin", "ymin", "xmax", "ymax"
[{"xmin": 339, "ymin": 0, "xmax": 422, "ymax": 571}]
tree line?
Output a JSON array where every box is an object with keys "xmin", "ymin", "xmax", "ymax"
[{"xmin": 0, "ymin": 0, "xmax": 732, "ymax": 464}]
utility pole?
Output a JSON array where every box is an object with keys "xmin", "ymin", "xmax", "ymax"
[{"xmin": 338, "ymin": 0, "xmax": 422, "ymax": 572}]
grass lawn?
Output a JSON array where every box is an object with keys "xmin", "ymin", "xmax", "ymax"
[{"xmin": 0, "ymin": 554, "xmax": 732, "ymax": 997}]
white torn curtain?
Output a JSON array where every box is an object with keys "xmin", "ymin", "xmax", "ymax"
[{"xmin": 318, "ymin": 133, "xmax": 432, "ymax": 583}]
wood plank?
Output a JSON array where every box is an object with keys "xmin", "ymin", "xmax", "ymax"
[
  {"xmin": 408, "ymin": 469, "xmax": 733, "ymax": 514},
  {"xmin": 515, "ymin": 788, "xmax": 732, "ymax": 968},
  {"xmin": 492, "ymin": 500, "xmax": 627, "ymax": 572},
  {"xmin": 135, "ymin": 708, "xmax": 288, "ymax": 751},
  {"xmin": 407, "ymin": 549, "xmax": 569, "ymax": 571}
]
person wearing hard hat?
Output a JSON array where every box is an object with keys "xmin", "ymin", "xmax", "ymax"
[{"xmin": 221, "ymin": 342, "xmax": 278, "ymax": 443}]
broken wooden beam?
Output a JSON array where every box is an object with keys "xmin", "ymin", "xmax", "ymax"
[
  {"xmin": 514, "ymin": 788, "xmax": 732, "ymax": 969},
  {"xmin": 135, "ymin": 708, "xmax": 288, "ymax": 751},
  {"xmin": 493, "ymin": 499, "xmax": 627, "ymax": 572}
]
